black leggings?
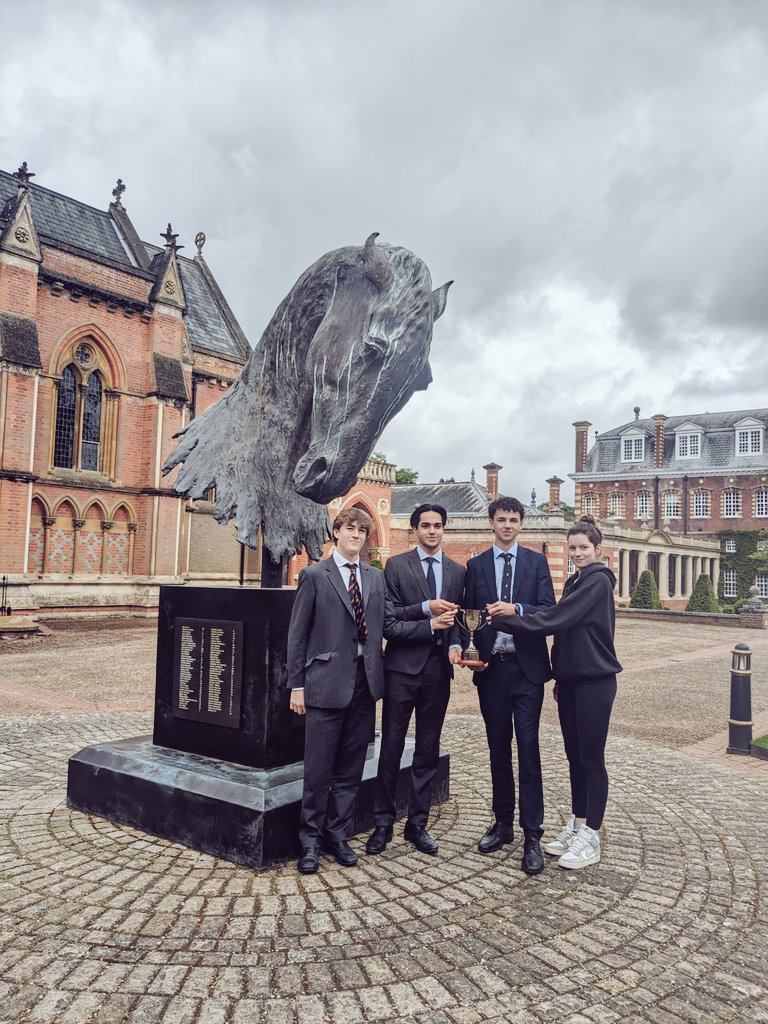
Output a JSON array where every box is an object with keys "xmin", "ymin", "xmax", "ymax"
[{"xmin": 556, "ymin": 675, "xmax": 617, "ymax": 830}]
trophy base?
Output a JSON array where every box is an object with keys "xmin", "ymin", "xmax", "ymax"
[{"xmin": 457, "ymin": 658, "xmax": 486, "ymax": 669}]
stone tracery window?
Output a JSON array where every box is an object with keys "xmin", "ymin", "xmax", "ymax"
[{"xmin": 51, "ymin": 336, "xmax": 118, "ymax": 476}]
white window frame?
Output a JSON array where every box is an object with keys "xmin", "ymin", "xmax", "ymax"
[
  {"xmin": 607, "ymin": 492, "xmax": 624, "ymax": 518},
  {"xmin": 722, "ymin": 569, "xmax": 737, "ymax": 598},
  {"xmin": 635, "ymin": 491, "xmax": 650, "ymax": 518},
  {"xmin": 722, "ymin": 489, "xmax": 742, "ymax": 518},
  {"xmin": 675, "ymin": 432, "xmax": 701, "ymax": 459},
  {"xmin": 756, "ymin": 573, "xmax": 768, "ymax": 598},
  {"xmin": 754, "ymin": 490, "xmax": 768, "ymax": 518},
  {"xmin": 621, "ymin": 435, "xmax": 645, "ymax": 463},
  {"xmin": 692, "ymin": 490, "xmax": 710, "ymax": 518},
  {"xmin": 582, "ymin": 493, "xmax": 599, "ymax": 517},
  {"xmin": 567, "ymin": 557, "xmax": 575, "ymax": 575},
  {"xmin": 736, "ymin": 428, "xmax": 763, "ymax": 456},
  {"xmin": 663, "ymin": 492, "xmax": 681, "ymax": 518},
  {"xmin": 724, "ymin": 538, "xmax": 737, "ymax": 553}
]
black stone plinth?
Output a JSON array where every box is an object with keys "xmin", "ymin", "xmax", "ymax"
[
  {"xmin": 154, "ymin": 585, "xmax": 303, "ymax": 770},
  {"xmin": 67, "ymin": 735, "xmax": 449, "ymax": 870}
]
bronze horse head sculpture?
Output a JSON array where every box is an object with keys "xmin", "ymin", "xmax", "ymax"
[{"xmin": 163, "ymin": 234, "xmax": 451, "ymax": 563}]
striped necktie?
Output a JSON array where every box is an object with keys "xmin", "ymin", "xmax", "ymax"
[{"xmin": 345, "ymin": 563, "xmax": 368, "ymax": 643}]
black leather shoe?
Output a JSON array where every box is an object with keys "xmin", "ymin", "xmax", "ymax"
[
  {"xmin": 297, "ymin": 845, "xmax": 320, "ymax": 874},
  {"xmin": 477, "ymin": 821, "xmax": 515, "ymax": 854},
  {"xmin": 366, "ymin": 825, "xmax": 393, "ymax": 855},
  {"xmin": 403, "ymin": 824, "xmax": 439, "ymax": 856},
  {"xmin": 322, "ymin": 839, "xmax": 358, "ymax": 867},
  {"xmin": 521, "ymin": 835, "xmax": 545, "ymax": 875}
]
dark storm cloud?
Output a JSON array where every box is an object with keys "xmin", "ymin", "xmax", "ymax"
[{"xmin": 1, "ymin": 0, "xmax": 766, "ymax": 498}]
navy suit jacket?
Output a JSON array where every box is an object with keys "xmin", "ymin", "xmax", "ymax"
[
  {"xmin": 462, "ymin": 545, "xmax": 555, "ymax": 685},
  {"xmin": 383, "ymin": 548, "xmax": 465, "ymax": 677}
]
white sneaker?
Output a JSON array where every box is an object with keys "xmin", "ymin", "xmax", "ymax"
[
  {"xmin": 558, "ymin": 825, "xmax": 601, "ymax": 869},
  {"xmin": 543, "ymin": 814, "xmax": 578, "ymax": 856}
]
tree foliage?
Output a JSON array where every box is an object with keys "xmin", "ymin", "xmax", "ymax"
[
  {"xmin": 395, "ymin": 467, "xmax": 419, "ymax": 484},
  {"xmin": 630, "ymin": 569, "xmax": 662, "ymax": 610}
]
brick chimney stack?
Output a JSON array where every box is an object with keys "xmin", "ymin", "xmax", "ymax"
[
  {"xmin": 546, "ymin": 475, "xmax": 564, "ymax": 510},
  {"xmin": 652, "ymin": 414, "xmax": 667, "ymax": 468},
  {"xmin": 573, "ymin": 421, "xmax": 592, "ymax": 473},
  {"xmin": 483, "ymin": 462, "xmax": 502, "ymax": 501}
]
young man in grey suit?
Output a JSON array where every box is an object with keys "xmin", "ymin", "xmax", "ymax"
[
  {"xmin": 366, "ymin": 503, "xmax": 464, "ymax": 857},
  {"xmin": 463, "ymin": 496, "xmax": 555, "ymax": 875},
  {"xmin": 288, "ymin": 507, "xmax": 385, "ymax": 874}
]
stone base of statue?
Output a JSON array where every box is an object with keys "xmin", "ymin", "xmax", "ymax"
[
  {"xmin": 66, "ymin": 585, "xmax": 450, "ymax": 869},
  {"xmin": 67, "ymin": 733, "xmax": 449, "ymax": 870}
]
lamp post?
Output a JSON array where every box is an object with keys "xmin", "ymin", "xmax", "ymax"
[{"xmin": 727, "ymin": 643, "xmax": 753, "ymax": 756}]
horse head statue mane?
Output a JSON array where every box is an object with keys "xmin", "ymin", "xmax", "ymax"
[{"xmin": 163, "ymin": 233, "xmax": 451, "ymax": 562}]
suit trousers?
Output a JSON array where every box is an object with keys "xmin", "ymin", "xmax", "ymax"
[
  {"xmin": 374, "ymin": 647, "xmax": 451, "ymax": 829},
  {"xmin": 299, "ymin": 660, "xmax": 376, "ymax": 846},
  {"xmin": 476, "ymin": 656, "xmax": 544, "ymax": 837}
]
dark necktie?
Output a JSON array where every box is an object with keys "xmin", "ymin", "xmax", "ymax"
[
  {"xmin": 425, "ymin": 557, "xmax": 437, "ymax": 600},
  {"xmin": 345, "ymin": 563, "xmax": 368, "ymax": 644},
  {"xmin": 500, "ymin": 552, "xmax": 513, "ymax": 602}
]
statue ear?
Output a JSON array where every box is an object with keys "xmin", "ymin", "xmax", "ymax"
[
  {"xmin": 413, "ymin": 360, "xmax": 433, "ymax": 392},
  {"xmin": 432, "ymin": 281, "xmax": 453, "ymax": 321}
]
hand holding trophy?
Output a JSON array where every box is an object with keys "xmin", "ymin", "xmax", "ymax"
[{"xmin": 456, "ymin": 607, "xmax": 490, "ymax": 668}]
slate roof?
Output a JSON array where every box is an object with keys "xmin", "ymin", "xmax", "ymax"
[
  {"xmin": 392, "ymin": 479, "xmax": 547, "ymax": 523},
  {"xmin": 0, "ymin": 170, "xmax": 135, "ymax": 266},
  {"xmin": 578, "ymin": 409, "xmax": 768, "ymax": 477},
  {"xmin": 0, "ymin": 169, "xmax": 250, "ymax": 363}
]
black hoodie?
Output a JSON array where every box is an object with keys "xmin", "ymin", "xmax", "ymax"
[{"xmin": 494, "ymin": 562, "xmax": 622, "ymax": 683}]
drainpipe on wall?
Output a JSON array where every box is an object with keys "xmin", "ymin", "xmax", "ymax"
[
  {"xmin": 682, "ymin": 475, "xmax": 689, "ymax": 535},
  {"xmin": 653, "ymin": 476, "xmax": 660, "ymax": 530}
]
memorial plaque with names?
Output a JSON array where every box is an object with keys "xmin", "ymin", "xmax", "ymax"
[{"xmin": 172, "ymin": 618, "xmax": 243, "ymax": 729}]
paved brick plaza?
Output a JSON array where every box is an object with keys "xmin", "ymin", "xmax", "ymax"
[{"xmin": 1, "ymin": 618, "xmax": 767, "ymax": 1024}]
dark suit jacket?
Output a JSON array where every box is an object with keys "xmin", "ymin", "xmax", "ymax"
[
  {"xmin": 462, "ymin": 545, "xmax": 555, "ymax": 685},
  {"xmin": 287, "ymin": 557, "xmax": 385, "ymax": 708},
  {"xmin": 383, "ymin": 548, "xmax": 465, "ymax": 677}
]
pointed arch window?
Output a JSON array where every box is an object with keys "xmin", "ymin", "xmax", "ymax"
[{"xmin": 53, "ymin": 363, "xmax": 104, "ymax": 471}]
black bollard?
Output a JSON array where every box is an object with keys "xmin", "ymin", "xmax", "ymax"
[{"xmin": 727, "ymin": 643, "xmax": 753, "ymax": 756}]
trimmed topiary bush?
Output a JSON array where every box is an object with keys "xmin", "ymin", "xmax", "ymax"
[
  {"xmin": 630, "ymin": 569, "xmax": 662, "ymax": 609},
  {"xmin": 686, "ymin": 573, "xmax": 719, "ymax": 613}
]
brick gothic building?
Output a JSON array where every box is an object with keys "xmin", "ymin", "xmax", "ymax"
[
  {"xmin": 0, "ymin": 166, "xmax": 405, "ymax": 617},
  {"xmin": 570, "ymin": 409, "xmax": 768, "ymax": 604}
]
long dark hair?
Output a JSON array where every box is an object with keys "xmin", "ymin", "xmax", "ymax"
[{"xmin": 567, "ymin": 514, "xmax": 602, "ymax": 547}]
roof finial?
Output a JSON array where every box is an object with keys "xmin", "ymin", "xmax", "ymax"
[
  {"xmin": 470, "ymin": 467, "xmax": 475, "ymax": 482},
  {"xmin": 531, "ymin": 487, "xmax": 537, "ymax": 506},
  {"xmin": 112, "ymin": 178, "xmax": 126, "ymax": 206},
  {"xmin": 13, "ymin": 161, "xmax": 35, "ymax": 189},
  {"xmin": 195, "ymin": 231, "xmax": 206, "ymax": 255},
  {"xmin": 160, "ymin": 223, "xmax": 184, "ymax": 252},
  {"xmin": 634, "ymin": 405, "xmax": 641, "ymax": 420}
]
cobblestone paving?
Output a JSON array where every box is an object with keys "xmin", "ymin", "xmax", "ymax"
[{"xmin": 1, "ymin": 712, "xmax": 766, "ymax": 1024}]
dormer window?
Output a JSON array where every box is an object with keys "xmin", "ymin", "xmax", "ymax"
[
  {"xmin": 621, "ymin": 436, "xmax": 645, "ymax": 463},
  {"xmin": 736, "ymin": 427, "xmax": 763, "ymax": 455},
  {"xmin": 676, "ymin": 432, "xmax": 701, "ymax": 459}
]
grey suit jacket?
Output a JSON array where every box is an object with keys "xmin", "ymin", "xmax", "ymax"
[
  {"xmin": 287, "ymin": 556, "xmax": 385, "ymax": 708},
  {"xmin": 383, "ymin": 548, "xmax": 465, "ymax": 677}
]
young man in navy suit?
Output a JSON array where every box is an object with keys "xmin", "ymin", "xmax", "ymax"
[
  {"xmin": 462, "ymin": 496, "xmax": 555, "ymax": 875},
  {"xmin": 288, "ymin": 508, "xmax": 385, "ymax": 875},
  {"xmin": 366, "ymin": 503, "xmax": 464, "ymax": 857}
]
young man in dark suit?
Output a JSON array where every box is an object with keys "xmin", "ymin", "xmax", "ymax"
[
  {"xmin": 366, "ymin": 503, "xmax": 465, "ymax": 857},
  {"xmin": 462, "ymin": 496, "xmax": 555, "ymax": 875},
  {"xmin": 287, "ymin": 507, "xmax": 385, "ymax": 874}
]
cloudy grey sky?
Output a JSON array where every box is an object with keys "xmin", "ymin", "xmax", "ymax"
[{"xmin": 2, "ymin": 0, "xmax": 767, "ymax": 502}]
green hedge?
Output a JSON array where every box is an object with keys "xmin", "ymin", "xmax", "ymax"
[
  {"xmin": 718, "ymin": 529, "xmax": 768, "ymax": 604},
  {"xmin": 630, "ymin": 569, "xmax": 662, "ymax": 609},
  {"xmin": 686, "ymin": 574, "xmax": 719, "ymax": 612}
]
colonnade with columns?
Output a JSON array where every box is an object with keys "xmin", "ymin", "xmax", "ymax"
[{"xmin": 616, "ymin": 546, "xmax": 721, "ymax": 603}]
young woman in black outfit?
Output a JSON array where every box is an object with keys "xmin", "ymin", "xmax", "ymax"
[{"xmin": 489, "ymin": 516, "xmax": 621, "ymax": 869}]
